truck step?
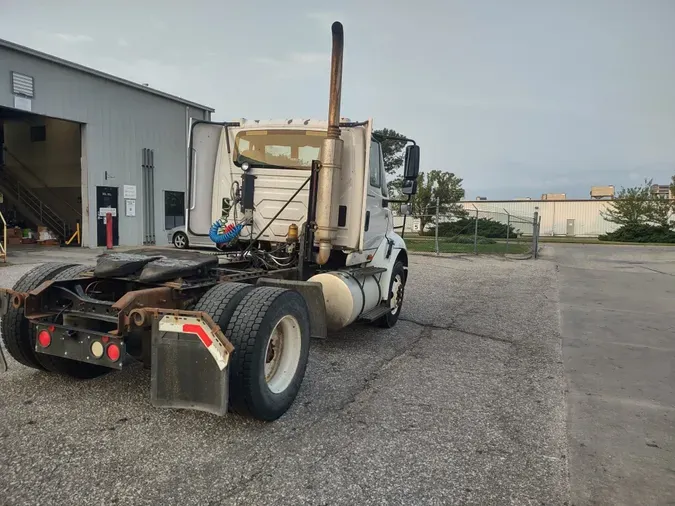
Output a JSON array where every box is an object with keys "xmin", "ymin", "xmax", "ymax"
[
  {"xmin": 359, "ymin": 304, "xmax": 391, "ymax": 322},
  {"xmin": 347, "ymin": 266, "xmax": 387, "ymax": 277}
]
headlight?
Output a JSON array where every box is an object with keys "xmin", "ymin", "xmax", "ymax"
[{"xmin": 241, "ymin": 162, "xmax": 250, "ymax": 172}]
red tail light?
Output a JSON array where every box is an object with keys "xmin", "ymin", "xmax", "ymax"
[
  {"xmin": 106, "ymin": 343, "xmax": 121, "ymax": 362},
  {"xmin": 37, "ymin": 330, "xmax": 52, "ymax": 348}
]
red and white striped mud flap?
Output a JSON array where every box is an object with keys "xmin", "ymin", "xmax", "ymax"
[
  {"xmin": 158, "ymin": 315, "xmax": 230, "ymax": 370},
  {"xmin": 150, "ymin": 313, "xmax": 233, "ymax": 416}
]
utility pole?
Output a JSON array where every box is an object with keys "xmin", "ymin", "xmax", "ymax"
[
  {"xmin": 504, "ymin": 208, "xmax": 510, "ymax": 254},
  {"xmin": 434, "ymin": 196, "xmax": 440, "ymax": 256}
]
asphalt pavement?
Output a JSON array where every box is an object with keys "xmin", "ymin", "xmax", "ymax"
[
  {"xmin": 0, "ymin": 249, "xmax": 569, "ymax": 505},
  {"xmin": 547, "ymin": 244, "xmax": 675, "ymax": 506}
]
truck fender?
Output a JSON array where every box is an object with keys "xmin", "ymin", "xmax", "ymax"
[
  {"xmin": 365, "ymin": 233, "xmax": 408, "ymax": 302},
  {"xmin": 255, "ymin": 278, "xmax": 328, "ymax": 339}
]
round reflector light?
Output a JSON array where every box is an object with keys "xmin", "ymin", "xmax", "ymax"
[
  {"xmin": 106, "ymin": 343, "xmax": 121, "ymax": 362},
  {"xmin": 37, "ymin": 330, "xmax": 52, "ymax": 348},
  {"xmin": 90, "ymin": 341, "xmax": 104, "ymax": 359}
]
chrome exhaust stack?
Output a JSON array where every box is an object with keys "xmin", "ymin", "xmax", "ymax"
[{"xmin": 315, "ymin": 21, "xmax": 344, "ymax": 265}]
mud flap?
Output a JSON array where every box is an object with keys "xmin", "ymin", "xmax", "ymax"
[{"xmin": 150, "ymin": 314, "xmax": 231, "ymax": 416}]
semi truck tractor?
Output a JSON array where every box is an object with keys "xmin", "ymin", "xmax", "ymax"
[{"xmin": 0, "ymin": 21, "xmax": 421, "ymax": 421}]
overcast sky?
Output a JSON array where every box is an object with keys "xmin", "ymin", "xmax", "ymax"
[{"xmin": 2, "ymin": 0, "xmax": 674, "ymax": 199}]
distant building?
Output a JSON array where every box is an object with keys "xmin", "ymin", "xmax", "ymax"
[
  {"xmin": 514, "ymin": 197, "xmax": 532, "ymax": 201},
  {"xmin": 541, "ymin": 193, "xmax": 566, "ymax": 200},
  {"xmin": 475, "ymin": 196, "xmax": 487, "ymax": 201},
  {"xmin": 459, "ymin": 198, "xmax": 620, "ymax": 238},
  {"xmin": 590, "ymin": 185, "xmax": 615, "ymax": 199},
  {"xmin": 650, "ymin": 184, "xmax": 672, "ymax": 199}
]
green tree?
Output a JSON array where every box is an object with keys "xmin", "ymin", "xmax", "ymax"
[
  {"xmin": 373, "ymin": 128, "xmax": 408, "ymax": 174},
  {"xmin": 602, "ymin": 179, "xmax": 673, "ymax": 228},
  {"xmin": 372, "ymin": 127, "xmax": 467, "ymax": 230},
  {"xmin": 410, "ymin": 170, "xmax": 467, "ymax": 230},
  {"xmin": 647, "ymin": 193, "xmax": 673, "ymax": 228}
]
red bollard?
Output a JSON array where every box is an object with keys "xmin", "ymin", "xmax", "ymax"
[{"xmin": 106, "ymin": 212, "xmax": 113, "ymax": 249}]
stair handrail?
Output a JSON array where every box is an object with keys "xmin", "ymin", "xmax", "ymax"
[
  {"xmin": 2, "ymin": 147, "xmax": 82, "ymax": 217},
  {"xmin": 0, "ymin": 170, "xmax": 68, "ymax": 238}
]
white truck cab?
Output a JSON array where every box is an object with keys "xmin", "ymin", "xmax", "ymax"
[
  {"xmin": 187, "ymin": 117, "xmax": 419, "ymax": 330},
  {"xmin": 190, "ymin": 119, "xmax": 399, "ymax": 257}
]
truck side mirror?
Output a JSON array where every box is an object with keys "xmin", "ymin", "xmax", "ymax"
[
  {"xmin": 402, "ymin": 179, "xmax": 417, "ymax": 196},
  {"xmin": 403, "ymin": 145, "xmax": 420, "ymax": 180}
]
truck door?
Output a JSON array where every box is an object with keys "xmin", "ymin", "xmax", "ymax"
[
  {"xmin": 187, "ymin": 121, "xmax": 230, "ymax": 236},
  {"xmin": 361, "ymin": 138, "xmax": 389, "ymax": 252}
]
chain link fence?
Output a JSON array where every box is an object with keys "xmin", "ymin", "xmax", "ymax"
[{"xmin": 397, "ymin": 206, "xmax": 541, "ymax": 258}]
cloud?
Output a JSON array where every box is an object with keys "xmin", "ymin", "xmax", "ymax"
[
  {"xmin": 306, "ymin": 12, "xmax": 343, "ymax": 24},
  {"xmin": 117, "ymin": 38, "xmax": 129, "ymax": 47},
  {"xmin": 54, "ymin": 33, "xmax": 93, "ymax": 43},
  {"xmin": 254, "ymin": 52, "xmax": 329, "ymax": 67},
  {"xmin": 289, "ymin": 52, "xmax": 328, "ymax": 64},
  {"xmin": 251, "ymin": 51, "xmax": 329, "ymax": 81},
  {"xmin": 252, "ymin": 56, "xmax": 281, "ymax": 66}
]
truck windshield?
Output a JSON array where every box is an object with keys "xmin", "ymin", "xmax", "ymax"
[{"xmin": 233, "ymin": 129, "xmax": 326, "ymax": 169}]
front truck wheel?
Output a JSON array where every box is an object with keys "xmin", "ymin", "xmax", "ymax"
[
  {"xmin": 376, "ymin": 260, "xmax": 406, "ymax": 328},
  {"xmin": 33, "ymin": 265, "xmax": 110, "ymax": 379},
  {"xmin": 226, "ymin": 287, "xmax": 311, "ymax": 421},
  {"xmin": 1, "ymin": 262, "xmax": 76, "ymax": 370}
]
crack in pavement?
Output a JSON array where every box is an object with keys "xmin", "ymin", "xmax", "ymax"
[
  {"xmin": 640, "ymin": 265, "xmax": 675, "ymax": 277},
  {"xmin": 219, "ymin": 466, "xmax": 266, "ymax": 502},
  {"xmin": 399, "ymin": 317, "xmax": 514, "ymax": 345},
  {"xmin": 220, "ymin": 325, "xmax": 437, "ymax": 497},
  {"xmin": 332, "ymin": 325, "xmax": 434, "ymax": 415},
  {"xmin": 253, "ymin": 325, "xmax": 434, "ymax": 471}
]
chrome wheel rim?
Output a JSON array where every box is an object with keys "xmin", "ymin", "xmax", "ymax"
[
  {"xmin": 174, "ymin": 234, "xmax": 186, "ymax": 248},
  {"xmin": 390, "ymin": 274, "xmax": 404, "ymax": 315}
]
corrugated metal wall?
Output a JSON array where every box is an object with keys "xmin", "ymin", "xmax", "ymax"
[
  {"xmin": 459, "ymin": 200, "xmax": 620, "ymax": 237},
  {"xmin": 0, "ymin": 46, "xmax": 210, "ymax": 247}
]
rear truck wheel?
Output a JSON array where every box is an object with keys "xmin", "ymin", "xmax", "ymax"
[
  {"xmin": 377, "ymin": 260, "xmax": 406, "ymax": 328},
  {"xmin": 173, "ymin": 232, "xmax": 189, "ymax": 249},
  {"xmin": 193, "ymin": 282, "xmax": 255, "ymax": 333},
  {"xmin": 33, "ymin": 265, "xmax": 110, "ymax": 379},
  {"xmin": 226, "ymin": 287, "xmax": 311, "ymax": 421},
  {"xmin": 1, "ymin": 262, "xmax": 76, "ymax": 370}
]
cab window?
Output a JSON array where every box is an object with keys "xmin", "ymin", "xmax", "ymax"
[
  {"xmin": 369, "ymin": 140, "xmax": 382, "ymax": 188},
  {"xmin": 378, "ymin": 144, "xmax": 388, "ymax": 198}
]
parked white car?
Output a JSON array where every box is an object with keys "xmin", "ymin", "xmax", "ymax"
[{"xmin": 167, "ymin": 226, "xmax": 222, "ymax": 250}]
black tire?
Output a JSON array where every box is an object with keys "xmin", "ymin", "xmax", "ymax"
[
  {"xmin": 226, "ymin": 287, "xmax": 311, "ymax": 421},
  {"xmin": 33, "ymin": 265, "xmax": 110, "ymax": 379},
  {"xmin": 376, "ymin": 260, "xmax": 406, "ymax": 328},
  {"xmin": 193, "ymin": 282, "xmax": 255, "ymax": 332},
  {"xmin": 173, "ymin": 232, "xmax": 189, "ymax": 249},
  {"xmin": 1, "ymin": 262, "xmax": 75, "ymax": 370}
]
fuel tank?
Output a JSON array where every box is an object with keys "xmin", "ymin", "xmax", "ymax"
[{"xmin": 308, "ymin": 271, "xmax": 381, "ymax": 331}]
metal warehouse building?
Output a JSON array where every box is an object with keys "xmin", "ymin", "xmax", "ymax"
[
  {"xmin": 0, "ymin": 38, "xmax": 213, "ymax": 248},
  {"xmin": 460, "ymin": 200, "xmax": 619, "ymax": 237}
]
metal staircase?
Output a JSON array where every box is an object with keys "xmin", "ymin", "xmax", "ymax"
[{"xmin": 0, "ymin": 166, "xmax": 70, "ymax": 240}]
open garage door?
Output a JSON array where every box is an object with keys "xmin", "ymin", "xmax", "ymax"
[{"xmin": 0, "ymin": 107, "xmax": 83, "ymax": 246}]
